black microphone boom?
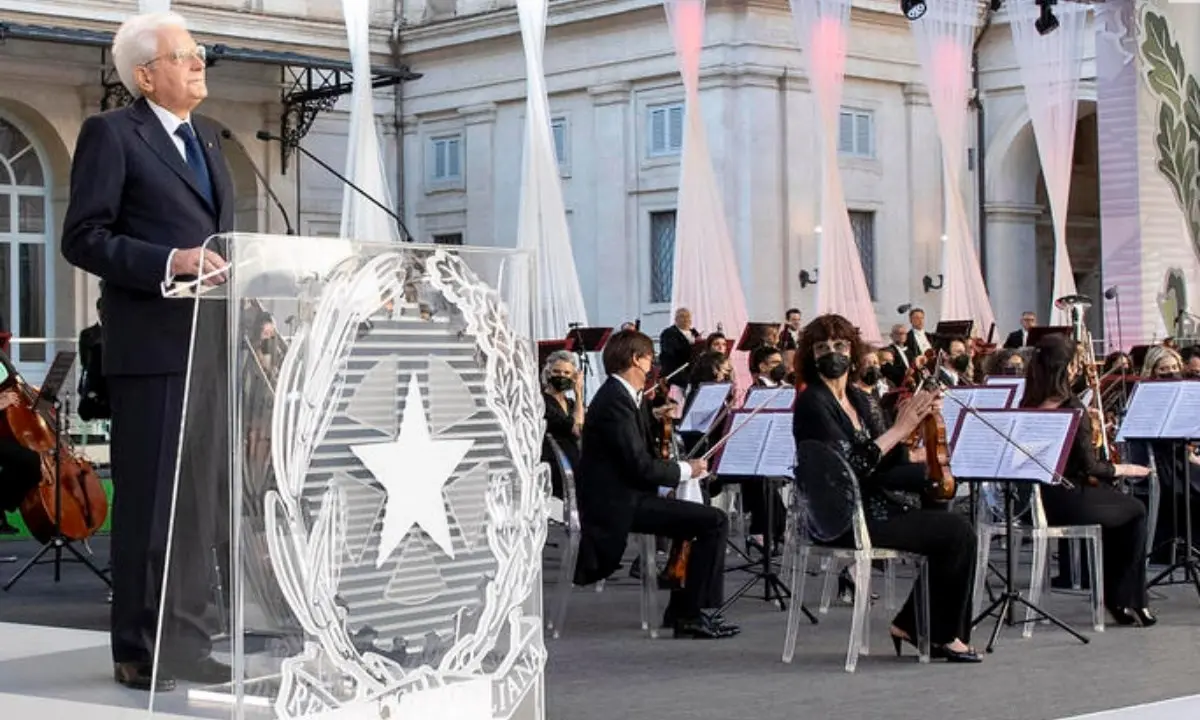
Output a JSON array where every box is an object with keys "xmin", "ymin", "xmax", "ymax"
[
  {"xmin": 256, "ymin": 130, "xmax": 414, "ymax": 242},
  {"xmin": 222, "ymin": 129, "xmax": 294, "ymax": 235}
]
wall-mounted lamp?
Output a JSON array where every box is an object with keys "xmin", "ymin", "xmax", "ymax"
[
  {"xmin": 799, "ymin": 268, "xmax": 819, "ymax": 288},
  {"xmin": 923, "ymin": 274, "xmax": 944, "ymax": 293}
]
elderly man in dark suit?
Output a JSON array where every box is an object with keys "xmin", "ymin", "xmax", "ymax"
[
  {"xmin": 573, "ymin": 329, "xmax": 736, "ymax": 639},
  {"xmin": 61, "ymin": 11, "xmax": 233, "ymax": 691},
  {"xmin": 1003, "ymin": 311, "xmax": 1038, "ymax": 349},
  {"xmin": 658, "ymin": 307, "xmax": 700, "ymax": 389}
]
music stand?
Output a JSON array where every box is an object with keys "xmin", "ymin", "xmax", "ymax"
[
  {"xmin": 3, "ymin": 351, "xmax": 112, "ymax": 591},
  {"xmin": 537, "ymin": 338, "xmax": 576, "ymax": 370},
  {"xmin": 1116, "ymin": 380, "xmax": 1200, "ymax": 599},
  {"xmin": 1026, "ymin": 326, "xmax": 1072, "ymax": 346},
  {"xmin": 952, "ymin": 407, "xmax": 1088, "ymax": 652},
  {"xmin": 564, "ymin": 326, "xmax": 611, "ymax": 401},
  {"xmin": 934, "ymin": 320, "xmax": 974, "ymax": 346},
  {"xmin": 735, "ymin": 323, "xmax": 782, "ymax": 352}
]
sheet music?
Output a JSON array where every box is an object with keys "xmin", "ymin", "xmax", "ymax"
[
  {"xmin": 1000, "ymin": 412, "xmax": 1076, "ymax": 483},
  {"xmin": 1158, "ymin": 382, "xmax": 1200, "ymax": 439},
  {"xmin": 759, "ymin": 415, "xmax": 797, "ymax": 478},
  {"xmin": 942, "ymin": 387, "xmax": 1016, "ymax": 442},
  {"xmin": 985, "ymin": 376, "xmax": 1025, "ymax": 407},
  {"xmin": 1116, "ymin": 382, "xmax": 1177, "ymax": 440},
  {"xmin": 715, "ymin": 414, "xmax": 772, "ymax": 476},
  {"xmin": 949, "ymin": 413, "xmax": 1014, "ymax": 478},
  {"xmin": 742, "ymin": 386, "xmax": 794, "ymax": 409},
  {"xmin": 678, "ymin": 383, "xmax": 732, "ymax": 433}
]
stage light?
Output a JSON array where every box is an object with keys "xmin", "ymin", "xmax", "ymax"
[
  {"xmin": 1035, "ymin": 0, "xmax": 1059, "ymax": 35},
  {"xmin": 901, "ymin": 0, "xmax": 927, "ymax": 20}
]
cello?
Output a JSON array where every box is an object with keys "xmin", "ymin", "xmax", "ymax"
[{"xmin": 0, "ymin": 352, "xmax": 107, "ymax": 543}]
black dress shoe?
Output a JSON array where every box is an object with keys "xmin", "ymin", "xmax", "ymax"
[
  {"xmin": 931, "ymin": 645, "xmax": 983, "ymax": 663},
  {"xmin": 114, "ymin": 662, "xmax": 176, "ymax": 692},
  {"xmin": 164, "ymin": 656, "xmax": 231, "ymax": 684},
  {"xmin": 673, "ymin": 616, "xmax": 736, "ymax": 639},
  {"xmin": 1109, "ymin": 606, "xmax": 1157, "ymax": 627}
]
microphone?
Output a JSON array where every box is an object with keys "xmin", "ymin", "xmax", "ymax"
[
  {"xmin": 256, "ymin": 130, "xmax": 414, "ymax": 242},
  {"xmin": 221, "ymin": 130, "xmax": 294, "ymax": 235}
]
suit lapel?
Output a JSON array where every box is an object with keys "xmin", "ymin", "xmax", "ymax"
[{"xmin": 130, "ymin": 99, "xmax": 215, "ymax": 214}]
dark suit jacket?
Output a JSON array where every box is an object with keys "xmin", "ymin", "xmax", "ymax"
[
  {"xmin": 1002, "ymin": 329, "xmax": 1027, "ymax": 349},
  {"xmin": 905, "ymin": 329, "xmax": 933, "ymax": 361},
  {"xmin": 574, "ymin": 376, "xmax": 682, "ymax": 584},
  {"xmin": 61, "ymin": 98, "xmax": 235, "ymax": 377},
  {"xmin": 659, "ymin": 325, "xmax": 697, "ymax": 388}
]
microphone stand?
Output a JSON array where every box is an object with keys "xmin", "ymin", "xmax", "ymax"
[
  {"xmin": 221, "ymin": 130, "xmax": 294, "ymax": 235},
  {"xmin": 256, "ymin": 131, "xmax": 415, "ymax": 243}
]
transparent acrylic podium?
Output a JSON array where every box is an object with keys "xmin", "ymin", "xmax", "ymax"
[{"xmin": 149, "ymin": 234, "xmax": 548, "ymax": 720}]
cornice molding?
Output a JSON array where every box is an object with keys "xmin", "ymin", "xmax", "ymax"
[
  {"xmin": 459, "ymin": 102, "xmax": 498, "ymax": 124},
  {"xmin": 902, "ymin": 83, "xmax": 931, "ymax": 107},
  {"xmin": 985, "ymin": 201, "xmax": 1044, "ymax": 221},
  {"xmin": 588, "ymin": 81, "xmax": 633, "ymax": 106}
]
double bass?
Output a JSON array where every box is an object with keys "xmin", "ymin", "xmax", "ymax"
[{"xmin": 0, "ymin": 352, "xmax": 107, "ymax": 543}]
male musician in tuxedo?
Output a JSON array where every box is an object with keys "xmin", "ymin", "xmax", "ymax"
[
  {"xmin": 573, "ymin": 330, "xmax": 736, "ymax": 639},
  {"xmin": 1003, "ymin": 311, "xmax": 1037, "ymax": 349},
  {"xmin": 659, "ymin": 308, "xmax": 700, "ymax": 389},
  {"xmin": 779, "ymin": 308, "xmax": 802, "ymax": 351},
  {"xmin": 749, "ymin": 344, "xmax": 788, "ymax": 387},
  {"xmin": 60, "ymin": 12, "xmax": 233, "ymax": 691},
  {"xmin": 939, "ymin": 337, "xmax": 972, "ymax": 386},
  {"xmin": 882, "ymin": 323, "xmax": 912, "ymax": 386},
  {"xmin": 905, "ymin": 307, "xmax": 934, "ymax": 358}
]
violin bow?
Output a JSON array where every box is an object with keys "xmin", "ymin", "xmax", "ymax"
[{"xmin": 695, "ymin": 386, "xmax": 791, "ymax": 463}]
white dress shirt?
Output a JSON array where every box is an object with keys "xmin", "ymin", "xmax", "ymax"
[
  {"xmin": 612, "ymin": 375, "xmax": 695, "ymax": 494},
  {"xmin": 911, "ymin": 328, "xmax": 931, "ymax": 354},
  {"xmin": 146, "ymin": 99, "xmax": 197, "ymax": 287}
]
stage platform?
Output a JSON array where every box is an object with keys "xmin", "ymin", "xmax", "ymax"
[{"xmin": 1, "ymin": 536, "xmax": 1198, "ymax": 720}]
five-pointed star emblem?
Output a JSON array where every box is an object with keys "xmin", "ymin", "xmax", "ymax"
[{"xmin": 350, "ymin": 374, "xmax": 475, "ymax": 567}]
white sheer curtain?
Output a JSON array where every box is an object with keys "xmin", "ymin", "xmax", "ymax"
[
  {"xmin": 664, "ymin": 0, "xmax": 750, "ymax": 386},
  {"xmin": 1011, "ymin": 0, "xmax": 1087, "ymax": 324},
  {"xmin": 788, "ymin": 0, "xmax": 881, "ymax": 344},
  {"xmin": 911, "ymin": 1, "xmax": 997, "ymax": 338},
  {"xmin": 340, "ymin": 0, "xmax": 402, "ymax": 244},
  {"xmin": 511, "ymin": 0, "xmax": 590, "ymax": 343}
]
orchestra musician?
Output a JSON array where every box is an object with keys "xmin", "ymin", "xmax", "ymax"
[
  {"xmin": 986, "ymin": 348, "xmax": 1024, "ymax": 378},
  {"xmin": 704, "ymin": 332, "xmax": 729, "ymax": 356},
  {"xmin": 792, "ymin": 314, "xmax": 981, "ymax": 663},
  {"xmin": 60, "ymin": 11, "xmax": 234, "ymax": 691},
  {"xmin": 659, "ymin": 308, "xmax": 701, "ymax": 389},
  {"xmin": 750, "ymin": 345, "xmax": 788, "ymax": 387},
  {"xmin": 1021, "ymin": 335, "xmax": 1157, "ymax": 626},
  {"xmin": 882, "ymin": 324, "xmax": 913, "ymax": 387},
  {"xmin": 1003, "ymin": 311, "xmax": 1038, "ymax": 349},
  {"xmin": 0, "ymin": 390, "xmax": 45, "ymax": 521},
  {"xmin": 541, "ymin": 350, "xmax": 584, "ymax": 500},
  {"xmin": 573, "ymin": 330, "xmax": 737, "ymax": 639},
  {"xmin": 905, "ymin": 307, "xmax": 933, "ymax": 358}
]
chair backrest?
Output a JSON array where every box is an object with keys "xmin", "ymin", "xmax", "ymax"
[
  {"xmin": 793, "ymin": 439, "xmax": 868, "ymax": 550},
  {"xmin": 547, "ymin": 436, "xmax": 580, "ymax": 533}
]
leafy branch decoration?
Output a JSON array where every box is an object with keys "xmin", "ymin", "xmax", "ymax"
[{"xmin": 1140, "ymin": 7, "xmax": 1200, "ymax": 256}]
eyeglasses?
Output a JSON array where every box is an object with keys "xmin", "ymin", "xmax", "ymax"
[
  {"xmin": 813, "ymin": 340, "xmax": 851, "ymax": 355},
  {"xmin": 143, "ymin": 45, "xmax": 207, "ymax": 67}
]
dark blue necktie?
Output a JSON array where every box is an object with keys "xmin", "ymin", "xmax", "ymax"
[{"xmin": 175, "ymin": 123, "xmax": 213, "ymax": 207}]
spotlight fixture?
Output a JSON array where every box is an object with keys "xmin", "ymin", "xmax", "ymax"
[
  {"xmin": 1035, "ymin": 0, "xmax": 1059, "ymax": 35},
  {"xmin": 901, "ymin": 0, "xmax": 927, "ymax": 20}
]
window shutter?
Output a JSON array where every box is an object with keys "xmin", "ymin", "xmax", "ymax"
[{"xmin": 838, "ymin": 112, "xmax": 855, "ymax": 154}]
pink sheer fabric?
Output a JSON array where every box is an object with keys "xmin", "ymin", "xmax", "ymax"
[
  {"xmin": 1010, "ymin": 0, "xmax": 1088, "ymax": 324},
  {"xmin": 513, "ymin": 0, "xmax": 590, "ymax": 342},
  {"xmin": 664, "ymin": 0, "xmax": 752, "ymax": 389},
  {"xmin": 911, "ymin": 2, "xmax": 997, "ymax": 338},
  {"xmin": 789, "ymin": 0, "xmax": 882, "ymax": 345}
]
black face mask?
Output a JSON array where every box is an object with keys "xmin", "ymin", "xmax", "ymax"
[
  {"xmin": 816, "ymin": 352, "xmax": 851, "ymax": 380},
  {"xmin": 260, "ymin": 339, "xmax": 271, "ymax": 354},
  {"xmin": 1005, "ymin": 365, "xmax": 1023, "ymax": 376},
  {"xmin": 952, "ymin": 355, "xmax": 971, "ymax": 373},
  {"xmin": 548, "ymin": 375, "xmax": 574, "ymax": 392},
  {"xmin": 1158, "ymin": 372, "xmax": 1182, "ymax": 380},
  {"xmin": 860, "ymin": 367, "xmax": 880, "ymax": 386},
  {"xmin": 768, "ymin": 363, "xmax": 788, "ymax": 383}
]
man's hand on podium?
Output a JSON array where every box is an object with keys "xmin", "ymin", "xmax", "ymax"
[{"xmin": 171, "ymin": 246, "xmax": 228, "ymax": 285}]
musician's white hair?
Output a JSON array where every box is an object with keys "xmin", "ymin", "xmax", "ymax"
[
  {"xmin": 111, "ymin": 12, "xmax": 189, "ymax": 98},
  {"xmin": 541, "ymin": 350, "xmax": 576, "ymax": 386}
]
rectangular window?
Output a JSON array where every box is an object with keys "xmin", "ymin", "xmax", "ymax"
[
  {"xmin": 550, "ymin": 116, "xmax": 568, "ymax": 168},
  {"xmin": 429, "ymin": 135, "xmax": 463, "ymax": 183},
  {"xmin": 848, "ymin": 211, "xmax": 876, "ymax": 300},
  {"xmin": 649, "ymin": 210, "xmax": 676, "ymax": 304},
  {"xmin": 432, "ymin": 233, "xmax": 463, "ymax": 245},
  {"xmin": 647, "ymin": 103, "xmax": 685, "ymax": 157},
  {"xmin": 18, "ymin": 242, "xmax": 44, "ymax": 362},
  {"xmin": 838, "ymin": 109, "xmax": 874, "ymax": 158}
]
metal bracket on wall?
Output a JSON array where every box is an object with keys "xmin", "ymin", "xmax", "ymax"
[{"xmin": 100, "ymin": 65, "xmax": 134, "ymax": 111}]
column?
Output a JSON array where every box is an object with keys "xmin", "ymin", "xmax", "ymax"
[
  {"xmin": 401, "ymin": 115, "xmax": 422, "ymax": 240},
  {"xmin": 459, "ymin": 103, "xmax": 497, "ymax": 246},
  {"xmin": 984, "ymin": 202, "xmax": 1042, "ymax": 331},
  {"xmin": 587, "ymin": 82, "xmax": 632, "ymax": 324},
  {"xmin": 781, "ymin": 74, "xmax": 818, "ymax": 315},
  {"xmin": 903, "ymin": 84, "xmax": 941, "ymax": 317},
  {"xmin": 732, "ymin": 68, "xmax": 784, "ymax": 318}
]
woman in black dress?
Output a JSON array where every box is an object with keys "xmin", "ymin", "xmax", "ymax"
[
  {"xmin": 1022, "ymin": 334, "xmax": 1156, "ymax": 626},
  {"xmin": 792, "ymin": 314, "xmax": 981, "ymax": 662},
  {"xmin": 541, "ymin": 350, "xmax": 584, "ymax": 499}
]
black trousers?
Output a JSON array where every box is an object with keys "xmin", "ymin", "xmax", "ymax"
[
  {"xmin": 1041, "ymin": 484, "xmax": 1147, "ymax": 609},
  {"xmin": 0, "ymin": 437, "xmax": 42, "ymax": 513},
  {"xmin": 630, "ymin": 495, "xmax": 728, "ymax": 619},
  {"xmin": 867, "ymin": 509, "xmax": 976, "ymax": 645},
  {"xmin": 739, "ymin": 480, "xmax": 786, "ymax": 540}
]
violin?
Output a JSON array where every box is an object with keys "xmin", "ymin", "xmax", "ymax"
[
  {"xmin": 0, "ymin": 352, "xmax": 107, "ymax": 543},
  {"xmin": 907, "ymin": 351, "xmax": 955, "ymax": 501}
]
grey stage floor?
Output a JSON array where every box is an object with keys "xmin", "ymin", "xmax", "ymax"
[{"xmin": 2, "ymin": 535, "xmax": 1200, "ymax": 720}]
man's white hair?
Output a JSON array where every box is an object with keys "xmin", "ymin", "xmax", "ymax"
[{"xmin": 111, "ymin": 12, "xmax": 189, "ymax": 98}]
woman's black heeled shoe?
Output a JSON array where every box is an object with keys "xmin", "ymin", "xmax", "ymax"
[
  {"xmin": 931, "ymin": 644, "xmax": 983, "ymax": 663},
  {"xmin": 1109, "ymin": 606, "xmax": 1157, "ymax": 627},
  {"xmin": 838, "ymin": 569, "xmax": 856, "ymax": 604}
]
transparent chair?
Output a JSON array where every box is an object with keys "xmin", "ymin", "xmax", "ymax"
[
  {"xmin": 543, "ymin": 437, "xmax": 659, "ymax": 639},
  {"xmin": 782, "ymin": 440, "xmax": 930, "ymax": 672}
]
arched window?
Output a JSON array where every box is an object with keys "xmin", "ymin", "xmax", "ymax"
[{"xmin": 0, "ymin": 116, "xmax": 51, "ymax": 372}]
